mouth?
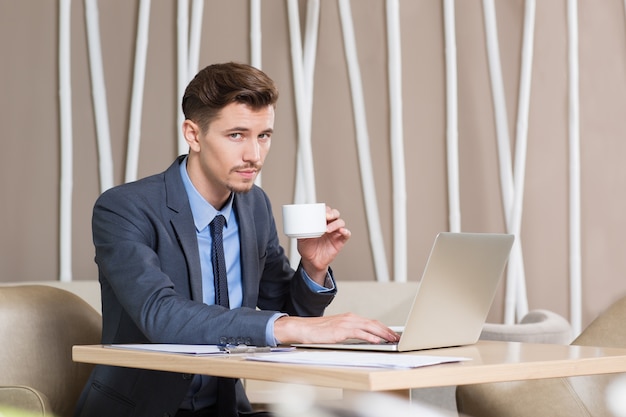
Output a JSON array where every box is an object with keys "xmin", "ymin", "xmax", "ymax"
[{"xmin": 235, "ymin": 167, "xmax": 259, "ymax": 180}]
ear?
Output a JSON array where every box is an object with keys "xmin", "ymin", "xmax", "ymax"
[{"xmin": 182, "ymin": 119, "xmax": 201, "ymax": 152}]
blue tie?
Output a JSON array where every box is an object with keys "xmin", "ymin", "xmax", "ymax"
[
  {"xmin": 209, "ymin": 214, "xmax": 237, "ymax": 417},
  {"xmin": 210, "ymin": 215, "xmax": 229, "ymax": 308}
]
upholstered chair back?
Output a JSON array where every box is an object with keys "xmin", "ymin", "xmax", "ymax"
[{"xmin": 0, "ymin": 285, "xmax": 102, "ymax": 417}]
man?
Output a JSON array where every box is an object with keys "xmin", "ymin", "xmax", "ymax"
[{"xmin": 74, "ymin": 62, "xmax": 398, "ymax": 417}]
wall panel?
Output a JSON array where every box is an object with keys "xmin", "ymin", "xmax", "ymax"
[{"xmin": 2, "ymin": 0, "xmax": 626, "ymax": 330}]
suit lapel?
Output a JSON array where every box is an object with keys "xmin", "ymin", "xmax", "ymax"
[
  {"xmin": 171, "ymin": 215, "xmax": 203, "ymax": 301},
  {"xmin": 165, "ymin": 156, "xmax": 203, "ymax": 302}
]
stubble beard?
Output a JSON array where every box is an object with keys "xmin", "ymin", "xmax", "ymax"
[
  {"xmin": 227, "ymin": 182, "xmax": 255, "ymax": 195},
  {"xmin": 226, "ymin": 164, "xmax": 262, "ymax": 194}
]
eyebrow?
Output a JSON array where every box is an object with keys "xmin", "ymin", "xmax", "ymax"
[{"xmin": 224, "ymin": 127, "xmax": 274, "ymax": 134}]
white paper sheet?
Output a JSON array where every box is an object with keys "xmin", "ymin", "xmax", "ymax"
[
  {"xmin": 107, "ymin": 344, "xmax": 226, "ymax": 354},
  {"xmin": 245, "ymin": 350, "xmax": 470, "ymax": 369},
  {"xmin": 107, "ymin": 344, "xmax": 295, "ymax": 355}
]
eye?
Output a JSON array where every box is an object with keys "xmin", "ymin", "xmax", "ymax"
[
  {"xmin": 229, "ymin": 132, "xmax": 243, "ymax": 140},
  {"xmin": 258, "ymin": 133, "xmax": 271, "ymax": 143}
]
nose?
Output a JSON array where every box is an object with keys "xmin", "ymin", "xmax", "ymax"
[{"xmin": 243, "ymin": 139, "xmax": 261, "ymax": 163}]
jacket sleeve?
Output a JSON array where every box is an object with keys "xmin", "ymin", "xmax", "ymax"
[{"xmin": 239, "ymin": 189, "xmax": 336, "ymax": 317}]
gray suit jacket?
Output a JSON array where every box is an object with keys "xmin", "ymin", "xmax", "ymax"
[{"xmin": 75, "ymin": 156, "xmax": 335, "ymax": 417}]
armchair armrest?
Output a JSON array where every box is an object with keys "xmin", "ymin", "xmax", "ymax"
[
  {"xmin": 480, "ymin": 309, "xmax": 572, "ymax": 344},
  {"xmin": 0, "ymin": 385, "xmax": 52, "ymax": 416}
]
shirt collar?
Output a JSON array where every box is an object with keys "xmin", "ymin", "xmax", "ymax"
[{"xmin": 179, "ymin": 156, "xmax": 234, "ymax": 232}]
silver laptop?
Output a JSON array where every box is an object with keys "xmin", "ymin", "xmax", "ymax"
[{"xmin": 295, "ymin": 232, "xmax": 514, "ymax": 352}]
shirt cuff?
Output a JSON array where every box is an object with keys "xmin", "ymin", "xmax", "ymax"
[
  {"xmin": 266, "ymin": 270, "xmax": 336, "ymax": 346},
  {"xmin": 301, "ymin": 268, "xmax": 336, "ymax": 293},
  {"xmin": 266, "ymin": 312, "xmax": 287, "ymax": 346}
]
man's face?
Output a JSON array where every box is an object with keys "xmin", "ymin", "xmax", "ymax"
[{"xmin": 184, "ymin": 102, "xmax": 274, "ymax": 208}]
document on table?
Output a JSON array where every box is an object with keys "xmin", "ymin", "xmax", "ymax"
[
  {"xmin": 107, "ymin": 344, "xmax": 295, "ymax": 355},
  {"xmin": 107, "ymin": 344, "xmax": 226, "ymax": 354},
  {"xmin": 245, "ymin": 350, "xmax": 470, "ymax": 369}
]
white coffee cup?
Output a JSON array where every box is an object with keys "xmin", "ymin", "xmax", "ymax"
[{"xmin": 282, "ymin": 203, "xmax": 327, "ymax": 238}]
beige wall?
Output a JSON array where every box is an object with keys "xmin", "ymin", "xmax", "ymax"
[{"xmin": 2, "ymin": 0, "xmax": 626, "ymax": 330}]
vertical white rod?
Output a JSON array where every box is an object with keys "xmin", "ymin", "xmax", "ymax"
[
  {"xmin": 513, "ymin": 0, "xmax": 535, "ymax": 232},
  {"xmin": 295, "ymin": 0, "xmax": 320, "ymax": 206},
  {"xmin": 568, "ymin": 0, "xmax": 582, "ymax": 336},
  {"xmin": 286, "ymin": 0, "xmax": 304, "ymax": 267},
  {"xmin": 303, "ymin": 0, "xmax": 320, "ymax": 104},
  {"xmin": 510, "ymin": 0, "xmax": 536, "ymax": 320},
  {"xmin": 443, "ymin": 0, "xmax": 461, "ymax": 233},
  {"xmin": 251, "ymin": 0, "xmax": 263, "ymax": 186},
  {"xmin": 59, "ymin": 0, "xmax": 73, "ymax": 282},
  {"xmin": 287, "ymin": 0, "xmax": 317, "ymax": 206},
  {"xmin": 301, "ymin": 0, "xmax": 321, "ymax": 204},
  {"xmin": 177, "ymin": 0, "xmax": 190, "ymax": 155},
  {"xmin": 188, "ymin": 0, "xmax": 204, "ymax": 80},
  {"xmin": 338, "ymin": 0, "xmax": 390, "ymax": 283},
  {"xmin": 483, "ymin": 0, "xmax": 522, "ymax": 324},
  {"xmin": 386, "ymin": 0, "xmax": 407, "ymax": 282},
  {"xmin": 85, "ymin": 0, "xmax": 115, "ymax": 193},
  {"xmin": 287, "ymin": 0, "xmax": 319, "ymax": 266},
  {"xmin": 125, "ymin": 0, "xmax": 151, "ymax": 183},
  {"xmin": 483, "ymin": 0, "xmax": 513, "ymax": 212},
  {"xmin": 250, "ymin": 0, "xmax": 262, "ymax": 69}
]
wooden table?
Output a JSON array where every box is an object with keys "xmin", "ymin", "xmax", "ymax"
[{"xmin": 73, "ymin": 340, "xmax": 626, "ymax": 394}]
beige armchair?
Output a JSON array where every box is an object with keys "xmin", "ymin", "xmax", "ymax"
[
  {"xmin": 0, "ymin": 285, "xmax": 102, "ymax": 417},
  {"xmin": 456, "ymin": 296, "xmax": 626, "ymax": 417}
]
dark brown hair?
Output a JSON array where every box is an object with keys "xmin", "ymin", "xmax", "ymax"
[{"xmin": 182, "ymin": 62, "xmax": 279, "ymax": 132}]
